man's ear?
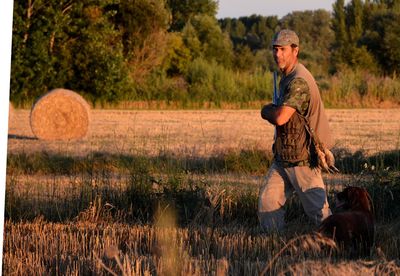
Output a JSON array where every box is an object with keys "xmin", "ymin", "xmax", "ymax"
[{"xmin": 293, "ymin": 46, "xmax": 299, "ymax": 57}]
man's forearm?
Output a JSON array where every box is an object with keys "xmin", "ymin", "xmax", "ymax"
[{"xmin": 261, "ymin": 104, "xmax": 296, "ymax": 126}]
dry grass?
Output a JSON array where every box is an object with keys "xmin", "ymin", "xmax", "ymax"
[
  {"xmin": 5, "ymin": 108, "xmax": 400, "ymax": 275},
  {"xmin": 8, "ymin": 109, "xmax": 400, "ymax": 157},
  {"xmin": 3, "ymin": 220, "xmax": 399, "ymax": 275},
  {"xmin": 281, "ymin": 259, "xmax": 400, "ymax": 275},
  {"xmin": 29, "ymin": 89, "xmax": 90, "ymax": 140},
  {"xmin": 8, "ymin": 108, "xmax": 398, "ymax": 192}
]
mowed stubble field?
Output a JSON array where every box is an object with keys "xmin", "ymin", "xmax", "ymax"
[
  {"xmin": 6, "ymin": 108, "xmax": 400, "ymax": 194},
  {"xmin": 4, "ymin": 108, "xmax": 400, "ymax": 275},
  {"xmin": 8, "ymin": 108, "xmax": 400, "ymax": 157}
]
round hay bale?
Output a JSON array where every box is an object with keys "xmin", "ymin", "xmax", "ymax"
[{"xmin": 30, "ymin": 88, "xmax": 91, "ymax": 140}]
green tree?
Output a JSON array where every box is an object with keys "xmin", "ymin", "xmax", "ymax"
[
  {"xmin": 331, "ymin": 0, "xmax": 377, "ymax": 72},
  {"xmin": 182, "ymin": 21, "xmax": 202, "ymax": 63},
  {"xmin": 11, "ymin": 0, "xmax": 77, "ymax": 104},
  {"xmin": 347, "ymin": 0, "xmax": 364, "ymax": 43},
  {"xmin": 102, "ymin": 0, "xmax": 173, "ymax": 85},
  {"xmin": 218, "ymin": 15, "xmax": 278, "ymax": 72},
  {"xmin": 161, "ymin": 32, "xmax": 192, "ymax": 76},
  {"xmin": 115, "ymin": 0, "xmax": 171, "ymax": 55},
  {"xmin": 280, "ymin": 10, "xmax": 334, "ymax": 76},
  {"xmin": 381, "ymin": 14, "xmax": 400, "ymax": 73},
  {"xmin": 331, "ymin": 0, "xmax": 348, "ymax": 68},
  {"xmin": 186, "ymin": 58, "xmax": 238, "ymax": 104},
  {"xmin": 363, "ymin": 9, "xmax": 400, "ymax": 74},
  {"xmin": 231, "ymin": 20, "xmax": 246, "ymax": 41},
  {"xmin": 184, "ymin": 15, "xmax": 233, "ymax": 67},
  {"xmin": 234, "ymin": 45, "xmax": 255, "ymax": 72},
  {"xmin": 69, "ymin": 4, "xmax": 132, "ymax": 103},
  {"xmin": 166, "ymin": 0, "xmax": 217, "ymax": 31},
  {"xmin": 10, "ymin": 0, "xmax": 134, "ymax": 105}
]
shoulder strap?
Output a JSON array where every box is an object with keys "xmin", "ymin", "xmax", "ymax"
[
  {"xmin": 298, "ymin": 113, "xmax": 339, "ymax": 173},
  {"xmin": 298, "ymin": 113, "xmax": 323, "ymax": 146}
]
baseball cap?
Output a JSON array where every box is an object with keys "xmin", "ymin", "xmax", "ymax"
[{"xmin": 272, "ymin": 29, "xmax": 299, "ymax": 47}]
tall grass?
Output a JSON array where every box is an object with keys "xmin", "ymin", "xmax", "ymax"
[
  {"xmin": 6, "ymin": 150, "xmax": 274, "ymax": 176},
  {"xmin": 186, "ymin": 58, "xmax": 272, "ymax": 106},
  {"xmin": 4, "ymin": 149, "xmax": 400, "ymax": 274},
  {"xmin": 99, "ymin": 67, "xmax": 400, "ymax": 109},
  {"xmin": 322, "ymin": 68, "xmax": 400, "ymax": 108},
  {"xmin": 5, "ymin": 150, "xmax": 400, "ymax": 224},
  {"xmin": 12, "ymin": 64, "xmax": 400, "ymax": 110}
]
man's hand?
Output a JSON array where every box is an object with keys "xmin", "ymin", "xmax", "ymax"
[
  {"xmin": 261, "ymin": 103, "xmax": 296, "ymax": 126},
  {"xmin": 261, "ymin": 103, "xmax": 275, "ymax": 121}
]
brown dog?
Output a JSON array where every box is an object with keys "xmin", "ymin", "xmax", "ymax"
[{"xmin": 318, "ymin": 186, "xmax": 374, "ymax": 257}]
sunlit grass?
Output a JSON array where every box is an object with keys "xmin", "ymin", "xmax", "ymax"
[
  {"xmin": 5, "ymin": 108, "xmax": 400, "ymax": 274},
  {"xmin": 4, "ymin": 148, "xmax": 400, "ymax": 274}
]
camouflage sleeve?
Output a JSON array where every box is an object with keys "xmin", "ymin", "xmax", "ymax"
[{"xmin": 282, "ymin": 78, "xmax": 310, "ymax": 116}]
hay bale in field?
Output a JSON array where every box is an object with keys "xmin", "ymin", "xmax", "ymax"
[{"xmin": 30, "ymin": 88, "xmax": 91, "ymax": 140}]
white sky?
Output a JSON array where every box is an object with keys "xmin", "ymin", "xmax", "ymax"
[{"xmin": 217, "ymin": 0, "xmax": 350, "ymax": 19}]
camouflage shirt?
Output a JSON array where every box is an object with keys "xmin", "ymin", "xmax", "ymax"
[
  {"xmin": 281, "ymin": 78, "xmax": 310, "ymax": 116},
  {"xmin": 276, "ymin": 77, "xmax": 311, "ymax": 167}
]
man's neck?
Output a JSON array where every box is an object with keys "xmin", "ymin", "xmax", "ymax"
[{"xmin": 282, "ymin": 61, "xmax": 298, "ymax": 76}]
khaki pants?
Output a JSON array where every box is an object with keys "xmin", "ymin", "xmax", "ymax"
[{"xmin": 258, "ymin": 162, "xmax": 331, "ymax": 232}]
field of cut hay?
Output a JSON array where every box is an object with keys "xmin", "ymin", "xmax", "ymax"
[
  {"xmin": 4, "ymin": 108, "xmax": 400, "ymax": 275},
  {"xmin": 8, "ymin": 109, "xmax": 400, "ymax": 157}
]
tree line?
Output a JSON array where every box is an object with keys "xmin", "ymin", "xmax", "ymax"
[{"xmin": 10, "ymin": 0, "xmax": 400, "ymax": 107}]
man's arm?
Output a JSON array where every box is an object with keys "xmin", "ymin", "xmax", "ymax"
[
  {"xmin": 261, "ymin": 103, "xmax": 296, "ymax": 126},
  {"xmin": 262, "ymin": 78, "xmax": 310, "ymax": 126}
]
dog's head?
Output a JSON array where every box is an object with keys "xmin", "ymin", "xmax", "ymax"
[{"xmin": 335, "ymin": 186, "xmax": 373, "ymax": 213}]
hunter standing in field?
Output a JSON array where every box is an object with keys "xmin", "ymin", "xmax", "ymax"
[{"xmin": 258, "ymin": 29, "xmax": 333, "ymax": 232}]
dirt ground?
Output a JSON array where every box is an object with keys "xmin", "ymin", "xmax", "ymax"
[{"xmin": 7, "ymin": 109, "xmax": 400, "ymax": 158}]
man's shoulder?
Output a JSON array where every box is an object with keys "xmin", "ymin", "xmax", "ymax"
[
  {"xmin": 283, "ymin": 63, "xmax": 311, "ymax": 85},
  {"xmin": 289, "ymin": 77, "xmax": 309, "ymax": 92},
  {"xmin": 295, "ymin": 63, "xmax": 311, "ymax": 74},
  {"xmin": 283, "ymin": 78, "xmax": 310, "ymax": 114},
  {"xmin": 293, "ymin": 63, "xmax": 316, "ymax": 83}
]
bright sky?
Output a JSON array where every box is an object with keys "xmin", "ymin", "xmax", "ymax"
[{"xmin": 217, "ymin": 0, "xmax": 348, "ymax": 19}]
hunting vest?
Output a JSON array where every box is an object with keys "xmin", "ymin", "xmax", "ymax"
[{"xmin": 274, "ymin": 63, "xmax": 333, "ymax": 165}]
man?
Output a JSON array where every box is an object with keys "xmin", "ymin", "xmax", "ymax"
[{"xmin": 258, "ymin": 29, "xmax": 333, "ymax": 232}]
